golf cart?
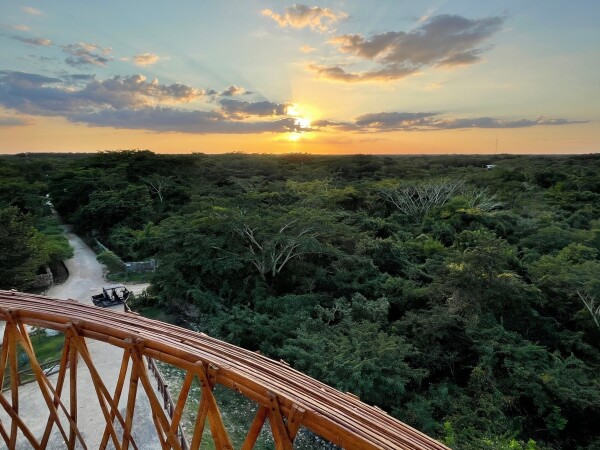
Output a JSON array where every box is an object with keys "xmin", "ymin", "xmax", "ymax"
[{"xmin": 92, "ymin": 285, "xmax": 130, "ymax": 307}]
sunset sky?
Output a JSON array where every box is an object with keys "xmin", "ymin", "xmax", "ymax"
[{"xmin": 0, "ymin": 1, "xmax": 598, "ymax": 154}]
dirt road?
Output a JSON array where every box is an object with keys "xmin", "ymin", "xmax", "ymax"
[{"xmin": 0, "ymin": 226, "xmax": 160, "ymax": 449}]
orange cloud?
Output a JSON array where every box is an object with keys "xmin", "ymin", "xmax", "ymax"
[
  {"xmin": 262, "ymin": 4, "xmax": 347, "ymax": 32},
  {"xmin": 132, "ymin": 53, "xmax": 160, "ymax": 66}
]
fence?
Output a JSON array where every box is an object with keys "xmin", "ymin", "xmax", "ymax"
[
  {"xmin": 146, "ymin": 356, "xmax": 190, "ymax": 450},
  {"xmin": 125, "ymin": 260, "xmax": 157, "ymax": 273},
  {"xmin": 95, "ymin": 239, "xmax": 157, "ymax": 274},
  {"xmin": 2, "ymin": 358, "xmax": 63, "ymax": 390}
]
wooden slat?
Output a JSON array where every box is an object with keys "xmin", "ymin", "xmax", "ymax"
[
  {"xmin": 0, "ymin": 322, "xmax": 10, "ymax": 389},
  {"xmin": 40, "ymin": 335, "xmax": 71, "ymax": 449},
  {"xmin": 99, "ymin": 348, "xmax": 132, "ymax": 450},
  {"xmin": 189, "ymin": 394, "xmax": 209, "ymax": 450},
  {"xmin": 169, "ymin": 370, "xmax": 194, "ymax": 436},
  {"xmin": 122, "ymin": 353, "xmax": 139, "ymax": 450},
  {"xmin": 8, "ymin": 322, "xmax": 19, "ymax": 448},
  {"xmin": 196, "ymin": 364, "xmax": 233, "ymax": 450},
  {"xmin": 134, "ymin": 346, "xmax": 182, "ymax": 450},
  {"xmin": 71, "ymin": 333, "xmax": 123, "ymax": 450},
  {"xmin": 68, "ymin": 337, "xmax": 78, "ymax": 449},
  {"xmin": 241, "ymin": 405, "xmax": 269, "ymax": 450},
  {"xmin": 15, "ymin": 322, "xmax": 84, "ymax": 448},
  {"xmin": 0, "ymin": 389, "xmax": 41, "ymax": 448},
  {"xmin": 286, "ymin": 404, "xmax": 305, "ymax": 441},
  {"xmin": 266, "ymin": 391, "xmax": 293, "ymax": 450}
]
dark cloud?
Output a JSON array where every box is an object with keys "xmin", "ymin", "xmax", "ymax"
[
  {"xmin": 78, "ymin": 74, "xmax": 204, "ymax": 108},
  {"xmin": 21, "ymin": 54, "xmax": 58, "ymax": 64},
  {"xmin": 262, "ymin": 4, "xmax": 347, "ymax": 32},
  {"xmin": 0, "ymin": 71, "xmax": 204, "ymax": 115},
  {"xmin": 220, "ymin": 85, "xmax": 246, "ymax": 96},
  {"xmin": 308, "ymin": 63, "xmax": 417, "ymax": 82},
  {"xmin": 11, "ymin": 36, "xmax": 52, "ymax": 46},
  {"xmin": 0, "ymin": 116, "xmax": 31, "ymax": 126},
  {"xmin": 313, "ymin": 14, "xmax": 503, "ymax": 82},
  {"xmin": 60, "ymin": 73, "xmax": 96, "ymax": 85},
  {"xmin": 0, "ymin": 70, "xmax": 303, "ymax": 135},
  {"xmin": 313, "ymin": 111, "xmax": 586, "ymax": 132},
  {"xmin": 61, "ymin": 43, "xmax": 112, "ymax": 67},
  {"xmin": 355, "ymin": 112, "xmax": 437, "ymax": 128},
  {"xmin": 219, "ymin": 98, "xmax": 291, "ymax": 118},
  {"xmin": 429, "ymin": 116, "xmax": 587, "ymax": 129},
  {"xmin": 70, "ymin": 107, "xmax": 302, "ymax": 134},
  {"xmin": 0, "ymin": 70, "xmax": 61, "ymax": 87}
]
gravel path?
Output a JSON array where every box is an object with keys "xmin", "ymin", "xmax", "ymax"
[{"xmin": 0, "ymin": 225, "xmax": 161, "ymax": 449}]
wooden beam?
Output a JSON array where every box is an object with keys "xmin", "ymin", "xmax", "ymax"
[
  {"xmin": 266, "ymin": 391, "xmax": 293, "ymax": 450},
  {"xmin": 0, "ymin": 321, "xmax": 10, "ymax": 389},
  {"xmin": 68, "ymin": 336, "xmax": 78, "ymax": 449},
  {"xmin": 286, "ymin": 404, "xmax": 306, "ymax": 441},
  {"xmin": 196, "ymin": 364, "xmax": 233, "ymax": 450},
  {"xmin": 189, "ymin": 394, "xmax": 209, "ymax": 450},
  {"xmin": 8, "ymin": 322, "xmax": 18, "ymax": 448},
  {"xmin": 99, "ymin": 347, "xmax": 132, "ymax": 450},
  {"xmin": 40, "ymin": 335, "xmax": 71, "ymax": 449},
  {"xmin": 70, "ymin": 331, "xmax": 125, "ymax": 450},
  {"xmin": 169, "ymin": 369, "xmax": 194, "ymax": 436},
  {"xmin": 0, "ymin": 390, "xmax": 41, "ymax": 448},
  {"xmin": 121, "ymin": 352, "xmax": 139, "ymax": 450},
  {"xmin": 133, "ymin": 345, "xmax": 182, "ymax": 450},
  {"xmin": 15, "ymin": 322, "xmax": 78, "ymax": 448},
  {"xmin": 241, "ymin": 405, "xmax": 269, "ymax": 450}
]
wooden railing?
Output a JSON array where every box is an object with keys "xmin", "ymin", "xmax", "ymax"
[
  {"xmin": 147, "ymin": 356, "xmax": 190, "ymax": 450},
  {"xmin": 0, "ymin": 290, "xmax": 449, "ymax": 450},
  {"xmin": 2, "ymin": 358, "xmax": 62, "ymax": 390}
]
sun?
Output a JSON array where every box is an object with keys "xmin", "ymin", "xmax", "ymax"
[
  {"xmin": 288, "ymin": 117, "xmax": 311, "ymax": 141},
  {"xmin": 286, "ymin": 105, "xmax": 312, "ymax": 141}
]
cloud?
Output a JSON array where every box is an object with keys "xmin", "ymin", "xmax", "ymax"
[
  {"xmin": 0, "ymin": 116, "xmax": 31, "ymax": 127},
  {"xmin": 1, "ymin": 24, "xmax": 31, "ymax": 31},
  {"xmin": 262, "ymin": 4, "xmax": 347, "ymax": 32},
  {"xmin": 11, "ymin": 36, "xmax": 52, "ymax": 46},
  {"xmin": 0, "ymin": 71, "xmax": 204, "ymax": 115},
  {"xmin": 70, "ymin": 107, "xmax": 303, "ymax": 134},
  {"xmin": 354, "ymin": 112, "xmax": 438, "ymax": 129},
  {"xmin": 313, "ymin": 111, "xmax": 586, "ymax": 132},
  {"xmin": 22, "ymin": 6, "xmax": 43, "ymax": 15},
  {"xmin": 20, "ymin": 54, "xmax": 58, "ymax": 64},
  {"xmin": 0, "ymin": 70, "xmax": 303, "ymax": 135},
  {"xmin": 78, "ymin": 74, "xmax": 204, "ymax": 108},
  {"xmin": 220, "ymin": 85, "xmax": 246, "ymax": 96},
  {"xmin": 60, "ymin": 73, "xmax": 96, "ymax": 85},
  {"xmin": 308, "ymin": 63, "xmax": 417, "ymax": 82},
  {"xmin": 312, "ymin": 14, "xmax": 504, "ymax": 82},
  {"xmin": 300, "ymin": 44, "xmax": 317, "ymax": 53},
  {"xmin": 61, "ymin": 43, "xmax": 112, "ymax": 67},
  {"xmin": 219, "ymin": 98, "xmax": 291, "ymax": 118},
  {"xmin": 130, "ymin": 52, "xmax": 160, "ymax": 66}
]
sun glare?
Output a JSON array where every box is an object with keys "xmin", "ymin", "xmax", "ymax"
[{"xmin": 285, "ymin": 104, "xmax": 313, "ymax": 142}]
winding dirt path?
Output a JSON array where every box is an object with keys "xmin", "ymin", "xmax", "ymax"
[
  {"xmin": 46, "ymin": 225, "xmax": 149, "ymax": 303},
  {"xmin": 1, "ymin": 226, "xmax": 160, "ymax": 449}
]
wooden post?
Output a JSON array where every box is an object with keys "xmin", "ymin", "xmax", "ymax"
[{"xmin": 241, "ymin": 405, "xmax": 269, "ymax": 450}]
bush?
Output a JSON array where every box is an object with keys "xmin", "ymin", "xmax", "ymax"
[{"xmin": 96, "ymin": 251, "xmax": 125, "ymax": 274}]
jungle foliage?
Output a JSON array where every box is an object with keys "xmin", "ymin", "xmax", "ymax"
[
  {"xmin": 0, "ymin": 155, "xmax": 73, "ymax": 289},
  {"xmin": 2, "ymin": 150, "xmax": 600, "ymax": 449}
]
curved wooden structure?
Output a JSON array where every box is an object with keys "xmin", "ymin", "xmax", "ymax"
[{"xmin": 0, "ymin": 290, "xmax": 448, "ymax": 450}]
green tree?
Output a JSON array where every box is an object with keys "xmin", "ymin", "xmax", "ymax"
[{"xmin": 0, "ymin": 207, "xmax": 48, "ymax": 289}]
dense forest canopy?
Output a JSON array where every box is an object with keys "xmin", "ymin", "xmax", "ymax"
[{"xmin": 1, "ymin": 151, "xmax": 599, "ymax": 449}]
